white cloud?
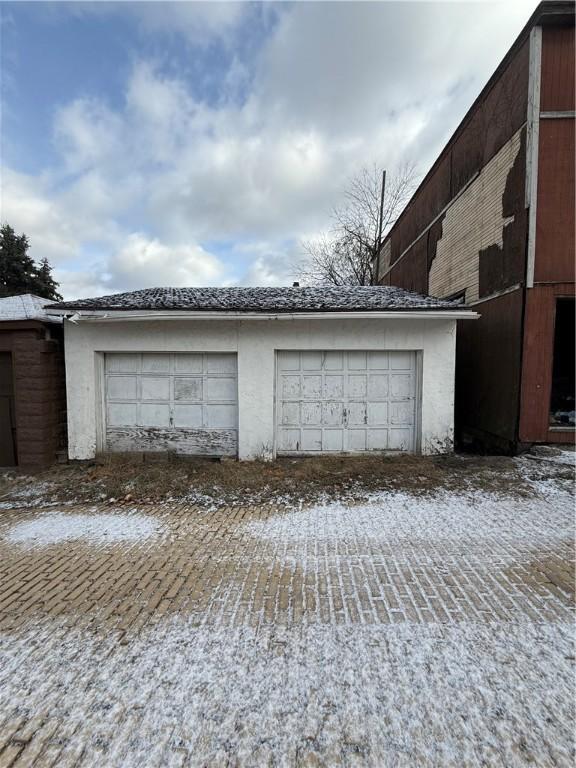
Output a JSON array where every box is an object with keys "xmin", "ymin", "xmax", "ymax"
[
  {"xmin": 54, "ymin": 98, "xmax": 125, "ymax": 174},
  {"xmin": 3, "ymin": 1, "xmax": 538, "ymax": 299},
  {"xmin": 1, "ymin": 167, "xmax": 79, "ymax": 264},
  {"xmin": 135, "ymin": 2, "xmax": 252, "ymax": 47},
  {"xmin": 110, "ymin": 233, "xmax": 225, "ymax": 290},
  {"xmin": 53, "ymin": 234, "xmax": 226, "ymax": 300}
]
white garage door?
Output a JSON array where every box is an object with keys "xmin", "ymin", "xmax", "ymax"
[
  {"xmin": 276, "ymin": 350, "xmax": 417, "ymax": 454},
  {"xmin": 104, "ymin": 353, "xmax": 237, "ymax": 456}
]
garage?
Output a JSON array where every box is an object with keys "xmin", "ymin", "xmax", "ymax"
[
  {"xmin": 104, "ymin": 352, "xmax": 238, "ymax": 456},
  {"xmin": 47, "ymin": 286, "xmax": 476, "ymax": 460},
  {"xmin": 276, "ymin": 350, "xmax": 417, "ymax": 454}
]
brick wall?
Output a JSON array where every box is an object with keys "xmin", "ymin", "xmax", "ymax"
[{"xmin": 0, "ymin": 324, "xmax": 67, "ymax": 470}]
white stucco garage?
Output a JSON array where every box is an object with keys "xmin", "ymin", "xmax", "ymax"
[{"xmin": 46, "ymin": 286, "xmax": 476, "ymax": 460}]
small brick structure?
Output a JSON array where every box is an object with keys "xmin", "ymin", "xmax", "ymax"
[{"xmin": 0, "ymin": 295, "xmax": 67, "ymax": 470}]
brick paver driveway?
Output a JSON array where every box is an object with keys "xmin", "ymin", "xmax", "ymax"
[{"xmin": 0, "ymin": 458, "xmax": 574, "ymax": 767}]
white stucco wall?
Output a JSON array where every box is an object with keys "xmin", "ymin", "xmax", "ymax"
[{"xmin": 63, "ymin": 316, "xmax": 457, "ymax": 461}]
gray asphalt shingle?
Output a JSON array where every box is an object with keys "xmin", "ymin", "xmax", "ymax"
[{"xmin": 46, "ymin": 286, "xmax": 464, "ymax": 313}]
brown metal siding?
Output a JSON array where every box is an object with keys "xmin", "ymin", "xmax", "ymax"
[
  {"xmin": 519, "ymin": 283, "xmax": 575, "ymax": 442},
  {"xmin": 456, "ymin": 288, "xmax": 524, "ymax": 448},
  {"xmin": 387, "ymin": 38, "xmax": 529, "ymax": 272},
  {"xmin": 534, "ymin": 118, "xmax": 576, "ymax": 283},
  {"xmin": 0, "ymin": 324, "xmax": 66, "ymax": 470},
  {"xmin": 384, "ymin": 237, "xmax": 429, "ymax": 294},
  {"xmin": 540, "ymin": 26, "xmax": 575, "ymax": 112}
]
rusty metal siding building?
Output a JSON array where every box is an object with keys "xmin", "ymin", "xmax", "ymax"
[
  {"xmin": 0, "ymin": 296, "xmax": 67, "ymax": 470},
  {"xmin": 375, "ymin": 2, "xmax": 575, "ymax": 452}
]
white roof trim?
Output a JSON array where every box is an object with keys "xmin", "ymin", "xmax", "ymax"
[{"xmin": 50, "ymin": 309, "xmax": 479, "ymax": 322}]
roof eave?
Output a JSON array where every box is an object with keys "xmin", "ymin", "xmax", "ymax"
[{"xmin": 50, "ymin": 308, "xmax": 479, "ymax": 321}]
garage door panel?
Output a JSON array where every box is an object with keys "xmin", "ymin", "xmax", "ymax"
[
  {"xmin": 206, "ymin": 377, "xmax": 236, "ymax": 401},
  {"xmin": 105, "ymin": 353, "xmax": 237, "ymax": 456},
  {"xmin": 367, "ymin": 375, "xmax": 389, "ymax": 399},
  {"xmin": 282, "ymin": 402, "xmax": 300, "ymax": 425},
  {"xmin": 206, "ymin": 404, "xmax": 236, "ymax": 429},
  {"xmin": 348, "ymin": 430, "xmax": 367, "ymax": 450},
  {"xmin": 301, "ymin": 351, "xmax": 323, "ymax": 370},
  {"xmin": 139, "ymin": 403, "xmax": 170, "ymax": 427},
  {"xmin": 324, "ymin": 375, "xmax": 344, "ymax": 399},
  {"xmin": 301, "ymin": 429, "xmax": 322, "ymax": 451},
  {"xmin": 279, "ymin": 429, "xmax": 300, "ymax": 451},
  {"xmin": 174, "ymin": 378, "xmax": 202, "ymax": 401},
  {"xmin": 368, "ymin": 351, "xmax": 389, "ymax": 370},
  {"xmin": 108, "ymin": 402, "xmax": 137, "ymax": 427},
  {"xmin": 142, "ymin": 354, "xmax": 170, "ymax": 373},
  {"xmin": 279, "ymin": 352, "xmax": 300, "ymax": 371},
  {"xmin": 302, "ymin": 401, "xmax": 321, "ymax": 425},
  {"xmin": 173, "ymin": 404, "xmax": 203, "ymax": 428},
  {"xmin": 347, "ymin": 402, "xmax": 367, "ymax": 425},
  {"xmin": 367, "ymin": 402, "xmax": 388, "ymax": 425},
  {"xmin": 367, "ymin": 429, "xmax": 389, "ymax": 450},
  {"xmin": 324, "ymin": 351, "xmax": 343, "ymax": 370},
  {"xmin": 390, "ymin": 401, "xmax": 414, "ymax": 425},
  {"xmin": 141, "ymin": 377, "xmax": 170, "ymax": 401},
  {"xmin": 348, "ymin": 351, "xmax": 367, "ymax": 370},
  {"xmin": 349, "ymin": 375, "xmax": 367, "ymax": 399},
  {"xmin": 323, "ymin": 430, "xmax": 343, "ymax": 450},
  {"xmin": 106, "ymin": 354, "xmax": 139, "ymax": 373},
  {"xmin": 323, "ymin": 402, "xmax": 343, "ymax": 426},
  {"xmin": 390, "ymin": 374, "xmax": 414, "ymax": 399},
  {"xmin": 174, "ymin": 354, "xmax": 203, "ymax": 373},
  {"xmin": 302, "ymin": 375, "xmax": 322, "ymax": 398},
  {"xmin": 389, "ymin": 429, "xmax": 413, "ymax": 450},
  {"xmin": 281, "ymin": 376, "xmax": 300, "ymax": 398},
  {"xmin": 391, "ymin": 352, "xmax": 414, "ymax": 370},
  {"xmin": 206, "ymin": 354, "xmax": 236, "ymax": 374},
  {"xmin": 277, "ymin": 350, "xmax": 417, "ymax": 454},
  {"xmin": 107, "ymin": 376, "xmax": 137, "ymax": 400}
]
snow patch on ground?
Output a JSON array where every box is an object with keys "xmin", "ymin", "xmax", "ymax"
[
  {"xmin": 0, "ymin": 618, "xmax": 572, "ymax": 767},
  {"xmin": 514, "ymin": 450, "xmax": 575, "ymax": 498},
  {"xmin": 245, "ymin": 488, "xmax": 573, "ymax": 547},
  {"xmin": 0, "ymin": 480, "xmax": 64, "ymax": 510},
  {"xmin": 6, "ymin": 510, "xmax": 161, "ymax": 547}
]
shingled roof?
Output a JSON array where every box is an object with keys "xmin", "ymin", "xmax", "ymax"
[
  {"xmin": 0, "ymin": 294, "xmax": 62, "ymax": 323},
  {"xmin": 46, "ymin": 286, "xmax": 464, "ymax": 314}
]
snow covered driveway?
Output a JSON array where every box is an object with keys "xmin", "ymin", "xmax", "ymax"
[{"xmin": 0, "ymin": 457, "xmax": 573, "ymax": 767}]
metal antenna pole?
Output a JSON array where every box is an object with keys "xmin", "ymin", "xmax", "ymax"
[{"xmin": 374, "ymin": 170, "xmax": 386, "ymax": 284}]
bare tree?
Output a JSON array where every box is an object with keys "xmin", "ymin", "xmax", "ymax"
[{"xmin": 299, "ymin": 163, "xmax": 418, "ymax": 286}]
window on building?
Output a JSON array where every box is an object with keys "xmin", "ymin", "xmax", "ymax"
[{"xmin": 549, "ymin": 298, "xmax": 575, "ymax": 428}]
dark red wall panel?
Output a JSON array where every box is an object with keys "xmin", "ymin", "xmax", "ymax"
[
  {"xmin": 519, "ymin": 283, "xmax": 575, "ymax": 442},
  {"xmin": 540, "ymin": 25, "xmax": 575, "ymax": 112},
  {"xmin": 535, "ymin": 119, "xmax": 576, "ymax": 283}
]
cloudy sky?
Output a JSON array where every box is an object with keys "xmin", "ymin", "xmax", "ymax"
[{"xmin": 2, "ymin": 0, "xmax": 537, "ymax": 299}]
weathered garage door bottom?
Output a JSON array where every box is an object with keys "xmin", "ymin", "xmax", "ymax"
[{"xmin": 104, "ymin": 427, "xmax": 237, "ymax": 456}]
